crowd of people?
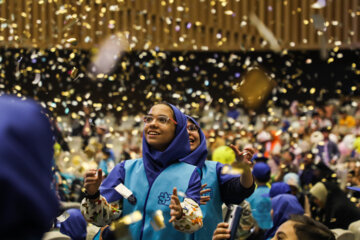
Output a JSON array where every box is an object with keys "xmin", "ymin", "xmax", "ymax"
[{"xmin": 1, "ymin": 93, "xmax": 360, "ymax": 240}]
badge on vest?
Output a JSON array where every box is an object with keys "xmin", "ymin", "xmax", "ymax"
[{"xmin": 115, "ymin": 183, "xmax": 137, "ymax": 205}]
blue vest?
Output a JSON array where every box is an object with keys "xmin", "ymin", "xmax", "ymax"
[
  {"xmin": 193, "ymin": 160, "xmax": 223, "ymax": 240},
  {"xmin": 123, "ymin": 159, "xmax": 196, "ymax": 240}
]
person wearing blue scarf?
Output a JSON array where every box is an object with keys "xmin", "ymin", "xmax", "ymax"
[
  {"xmin": 0, "ymin": 95, "xmax": 59, "ymax": 239},
  {"xmin": 180, "ymin": 116, "xmax": 255, "ymax": 240},
  {"xmin": 264, "ymin": 194, "xmax": 304, "ymax": 239},
  {"xmin": 80, "ymin": 103, "xmax": 203, "ymax": 240}
]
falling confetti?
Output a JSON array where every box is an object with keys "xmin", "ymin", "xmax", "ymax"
[
  {"xmin": 88, "ymin": 32, "xmax": 129, "ymax": 79},
  {"xmin": 110, "ymin": 210, "xmax": 142, "ymax": 238},
  {"xmin": 249, "ymin": 13, "xmax": 281, "ymax": 52},
  {"xmin": 32, "ymin": 72, "xmax": 41, "ymax": 85},
  {"xmin": 150, "ymin": 210, "xmax": 166, "ymax": 231},
  {"xmin": 311, "ymin": 0, "xmax": 326, "ymax": 9}
]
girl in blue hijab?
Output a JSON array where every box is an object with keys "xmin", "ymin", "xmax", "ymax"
[
  {"xmin": 181, "ymin": 116, "xmax": 255, "ymax": 240},
  {"xmin": 80, "ymin": 103, "xmax": 203, "ymax": 240},
  {"xmin": 265, "ymin": 194, "xmax": 304, "ymax": 239}
]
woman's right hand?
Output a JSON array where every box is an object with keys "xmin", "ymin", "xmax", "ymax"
[{"xmin": 84, "ymin": 169, "xmax": 103, "ymax": 195}]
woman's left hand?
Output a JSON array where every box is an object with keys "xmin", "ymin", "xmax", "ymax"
[
  {"xmin": 229, "ymin": 144, "xmax": 255, "ymax": 168},
  {"xmin": 169, "ymin": 187, "xmax": 183, "ymax": 223}
]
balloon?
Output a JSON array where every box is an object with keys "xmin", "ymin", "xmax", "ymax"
[
  {"xmin": 212, "ymin": 146, "xmax": 236, "ymax": 165},
  {"xmin": 353, "ymin": 137, "xmax": 360, "ymax": 153}
]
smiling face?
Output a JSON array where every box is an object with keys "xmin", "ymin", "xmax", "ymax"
[
  {"xmin": 144, "ymin": 104, "xmax": 176, "ymax": 151},
  {"xmin": 187, "ymin": 120, "xmax": 201, "ymax": 152},
  {"xmin": 271, "ymin": 221, "xmax": 298, "ymax": 240}
]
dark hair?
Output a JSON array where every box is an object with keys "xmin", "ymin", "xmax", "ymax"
[
  {"xmin": 102, "ymin": 147, "xmax": 111, "ymax": 156},
  {"xmin": 290, "ymin": 215, "xmax": 335, "ymax": 240}
]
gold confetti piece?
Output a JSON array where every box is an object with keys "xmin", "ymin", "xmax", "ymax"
[
  {"xmin": 150, "ymin": 210, "xmax": 165, "ymax": 231},
  {"xmin": 235, "ymin": 67, "xmax": 275, "ymax": 110},
  {"xmin": 63, "ymin": 18, "xmax": 79, "ymax": 30},
  {"xmin": 66, "ymin": 37, "xmax": 77, "ymax": 46},
  {"xmin": 110, "ymin": 211, "xmax": 142, "ymax": 238},
  {"xmin": 70, "ymin": 67, "xmax": 78, "ymax": 79},
  {"xmin": 55, "ymin": 8, "xmax": 67, "ymax": 15},
  {"xmin": 146, "ymin": 92, "xmax": 152, "ymax": 99}
]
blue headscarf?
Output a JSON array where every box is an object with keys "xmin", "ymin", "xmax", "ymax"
[
  {"xmin": 0, "ymin": 95, "xmax": 59, "ymax": 238},
  {"xmin": 265, "ymin": 194, "xmax": 304, "ymax": 239},
  {"xmin": 178, "ymin": 115, "xmax": 207, "ymax": 168},
  {"xmin": 141, "ymin": 103, "xmax": 191, "ymax": 185},
  {"xmin": 60, "ymin": 209, "xmax": 87, "ymax": 240}
]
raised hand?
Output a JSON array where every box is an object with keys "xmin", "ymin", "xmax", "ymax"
[
  {"xmin": 169, "ymin": 187, "xmax": 183, "ymax": 223},
  {"xmin": 229, "ymin": 144, "xmax": 255, "ymax": 168},
  {"xmin": 200, "ymin": 183, "xmax": 211, "ymax": 205},
  {"xmin": 84, "ymin": 169, "xmax": 103, "ymax": 196},
  {"xmin": 229, "ymin": 145, "xmax": 255, "ymax": 188}
]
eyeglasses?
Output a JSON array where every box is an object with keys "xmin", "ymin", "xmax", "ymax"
[
  {"xmin": 187, "ymin": 124, "xmax": 199, "ymax": 132},
  {"xmin": 143, "ymin": 115, "xmax": 177, "ymax": 125}
]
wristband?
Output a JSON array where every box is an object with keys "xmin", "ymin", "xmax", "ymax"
[{"xmin": 84, "ymin": 190, "xmax": 100, "ymax": 200}]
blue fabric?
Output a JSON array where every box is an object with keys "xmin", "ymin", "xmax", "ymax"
[
  {"xmin": 252, "ymin": 163, "xmax": 271, "ymax": 182},
  {"xmin": 216, "ymin": 162, "xmax": 241, "ymax": 185},
  {"xmin": 0, "ymin": 95, "xmax": 59, "ymax": 238},
  {"xmin": 316, "ymin": 140, "xmax": 340, "ymax": 163},
  {"xmin": 193, "ymin": 161, "xmax": 223, "ymax": 240},
  {"xmin": 281, "ymin": 120, "xmax": 290, "ymax": 132},
  {"xmin": 100, "ymin": 159, "xmax": 201, "ymax": 204},
  {"xmin": 246, "ymin": 186, "xmax": 273, "ymax": 230},
  {"xmin": 123, "ymin": 159, "xmax": 196, "ymax": 240},
  {"xmin": 227, "ymin": 109, "xmax": 240, "ymax": 120},
  {"xmin": 184, "ymin": 169, "xmax": 201, "ymax": 204},
  {"xmin": 60, "ymin": 209, "xmax": 87, "ymax": 240},
  {"xmin": 142, "ymin": 103, "xmax": 191, "ymax": 185},
  {"xmin": 179, "ymin": 116, "xmax": 208, "ymax": 168},
  {"xmin": 100, "ymin": 161, "xmax": 126, "ymax": 203},
  {"xmin": 348, "ymin": 186, "xmax": 360, "ymax": 192},
  {"xmin": 265, "ymin": 194, "xmax": 304, "ymax": 239},
  {"xmin": 264, "ymin": 182, "xmax": 291, "ymax": 198}
]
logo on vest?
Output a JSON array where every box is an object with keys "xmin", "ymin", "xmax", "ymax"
[{"xmin": 158, "ymin": 192, "xmax": 171, "ymax": 206}]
